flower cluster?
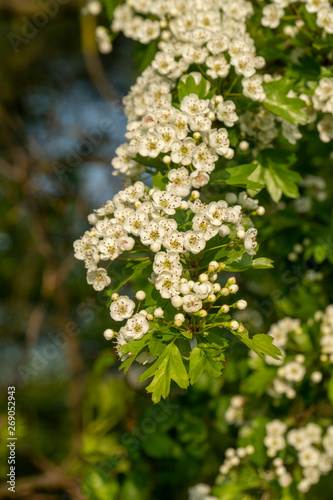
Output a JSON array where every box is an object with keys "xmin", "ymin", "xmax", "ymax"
[
  {"xmin": 114, "ymin": 87, "xmax": 234, "ymax": 182},
  {"xmin": 263, "ymin": 420, "xmax": 333, "ymax": 492},
  {"xmin": 74, "ymin": 176, "xmax": 264, "ymax": 359},
  {"xmin": 260, "ymin": 0, "xmax": 333, "ymax": 34},
  {"xmin": 203, "ymin": 306, "xmax": 333, "ymax": 494},
  {"xmin": 313, "ymin": 77, "xmax": 333, "ymax": 143}
]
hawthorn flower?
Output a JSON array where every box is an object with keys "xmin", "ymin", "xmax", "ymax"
[
  {"xmin": 261, "ymin": 4, "xmax": 284, "ymax": 29},
  {"xmin": 192, "ymin": 143, "xmax": 219, "ymax": 172},
  {"xmin": 140, "ymin": 221, "xmax": 166, "ymax": 245},
  {"xmin": 242, "ymin": 75, "xmax": 266, "ymax": 102},
  {"xmin": 98, "ymin": 236, "xmax": 120, "ymax": 260},
  {"xmin": 216, "ymin": 101, "xmax": 239, "ymax": 127},
  {"xmin": 206, "ymin": 201, "xmax": 228, "ymax": 226},
  {"xmin": 87, "ymin": 268, "xmax": 111, "ymax": 291},
  {"xmin": 206, "ymin": 55, "xmax": 230, "ymax": 79},
  {"xmin": 193, "ymin": 281, "xmax": 214, "ymax": 299},
  {"xmin": 192, "ymin": 214, "xmax": 219, "ymax": 240},
  {"xmin": 153, "ymin": 251, "xmax": 183, "ymax": 275},
  {"xmin": 155, "ymin": 272, "xmax": 181, "ymax": 298},
  {"xmin": 163, "ymin": 230, "xmax": 185, "ymax": 253},
  {"xmin": 152, "ymin": 189, "xmax": 182, "ymax": 215},
  {"xmin": 209, "ymin": 128, "xmax": 230, "ymax": 156},
  {"xmin": 138, "ymin": 132, "xmax": 166, "ymax": 157},
  {"xmin": 166, "ymin": 167, "xmax": 191, "ymax": 197},
  {"xmin": 182, "ymin": 294, "xmax": 203, "ymax": 313},
  {"xmin": 184, "ymin": 231, "xmax": 206, "ymax": 254},
  {"xmin": 123, "ymin": 313, "xmax": 150, "ymax": 340},
  {"xmin": 171, "ymin": 138, "xmax": 196, "ymax": 165},
  {"xmin": 110, "ymin": 295, "xmax": 136, "ymax": 321},
  {"xmin": 244, "ymin": 228, "xmax": 258, "ymax": 256},
  {"xmin": 190, "ymin": 171, "xmax": 210, "ymax": 188},
  {"xmin": 123, "ymin": 211, "xmax": 148, "ymax": 235},
  {"xmin": 74, "ymin": 232, "xmax": 99, "ymax": 260},
  {"xmin": 180, "ymin": 94, "xmax": 210, "ymax": 117}
]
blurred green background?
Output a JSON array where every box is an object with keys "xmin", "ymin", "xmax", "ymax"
[{"xmin": 1, "ymin": 2, "xmax": 333, "ymax": 500}]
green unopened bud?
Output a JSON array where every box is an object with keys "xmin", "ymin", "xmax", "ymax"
[
  {"xmin": 208, "ymin": 261, "xmax": 219, "ymax": 272},
  {"xmin": 207, "ymin": 294, "xmax": 217, "ymax": 302},
  {"xmin": 198, "ymin": 309, "xmax": 207, "ymax": 318}
]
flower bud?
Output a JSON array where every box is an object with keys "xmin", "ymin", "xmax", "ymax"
[
  {"xmin": 295, "ymin": 354, "xmax": 305, "ymax": 363},
  {"xmin": 208, "ymin": 261, "xmax": 219, "ymax": 272},
  {"xmin": 174, "ymin": 320, "xmax": 183, "ymax": 327},
  {"xmin": 112, "ymin": 293, "xmax": 119, "ymax": 301},
  {"xmin": 135, "ymin": 290, "xmax": 146, "ymax": 301},
  {"xmin": 180, "ymin": 283, "xmax": 191, "ymax": 295},
  {"xmin": 257, "ymin": 206, "xmax": 265, "ymax": 216},
  {"xmin": 224, "ymin": 148, "xmax": 234, "ymax": 160},
  {"xmin": 175, "ymin": 313, "xmax": 185, "ymax": 323},
  {"xmin": 236, "ymin": 300, "xmax": 247, "ymax": 310},
  {"xmin": 171, "ymin": 296, "xmax": 184, "ymax": 308},
  {"xmin": 147, "ymin": 314, "xmax": 153, "ymax": 321},
  {"xmin": 221, "ymin": 305, "xmax": 229, "ymax": 314},
  {"xmin": 210, "ymin": 273, "xmax": 218, "ymax": 282},
  {"xmin": 103, "ymin": 329, "xmax": 115, "ymax": 340},
  {"xmin": 213, "ymin": 283, "xmax": 221, "ymax": 293},
  {"xmin": 237, "ymin": 230, "xmax": 245, "ymax": 239},
  {"xmin": 219, "ymin": 225, "xmax": 231, "ymax": 237},
  {"xmin": 150, "ymin": 242, "xmax": 161, "ymax": 252},
  {"xmin": 207, "ymin": 294, "xmax": 217, "ymax": 302},
  {"xmin": 229, "ymin": 284, "xmax": 239, "ymax": 294},
  {"xmin": 239, "ymin": 140, "xmax": 249, "ymax": 151},
  {"xmin": 227, "ymin": 277, "xmax": 236, "ymax": 285},
  {"xmin": 199, "ymin": 273, "xmax": 209, "ymax": 282},
  {"xmin": 154, "ymin": 307, "xmax": 164, "ymax": 318},
  {"xmin": 311, "ymin": 371, "xmax": 322, "ymax": 383},
  {"xmin": 180, "ymin": 201, "xmax": 189, "ymax": 210},
  {"xmin": 191, "ymin": 190, "xmax": 200, "ymax": 200},
  {"xmin": 221, "ymin": 288, "xmax": 229, "ymax": 296},
  {"xmin": 163, "ymin": 155, "xmax": 171, "ymax": 164},
  {"xmin": 237, "ymin": 447, "xmax": 246, "ymax": 458},
  {"xmin": 193, "ymin": 132, "xmax": 201, "ymax": 140},
  {"xmin": 230, "ymin": 320, "xmax": 239, "ymax": 331},
  {"xmin": 225, "ymin": 193, "xmax": 237, "ymax": 204},
  {"xmin": 198, "ymin": 309, "xmax": 207, "ymax": 318}
]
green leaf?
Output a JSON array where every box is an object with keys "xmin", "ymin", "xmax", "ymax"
[
  {"xmin": 300, "ymin": 5, "xmax": 317, "ymax": 31},
  {"xmin": 263, "ymin": 79, "xmax": 308, "ymax": 125},
  {"xmin": 139, "ymin": 343, "xmax": 189, "ymax": 403},
  {"xmin": 153, "ymin": 171, "xmax": 168, "ymax": 190},
  {"xmin": 108, "ymin": 259, "xmax": 151, "ymax": 294},
  {"xmin": 241, "ymin": 368, "xmax": 276, "ymax": 396},
  {"xmin": 258, "ymin": 149, "xmax": 302, "ymax": 202},
  {"xmin": 212, "ymin": 162, "xmax": 265, "ymax": 190},
  {"xmin": 177, "ymin": 75, "xmax": 210, "ymax": 101},
  {"xmin": 232, "ymin": 329, "xmax": 281, "ymax": 360},
  {"xmin": 251, "ymin": 257, "xmax": 274, "ymax": 269},
  {"xmin": 141, "ymin": 432, "xmax": 175, "ymax": 458},
  {"xmin": 189, "ymin": 345, "xmax": 225, "ymax": 384},
  {"xmin": 189, "ymin": 347, "xmax": 206, "ymax": 384}
]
